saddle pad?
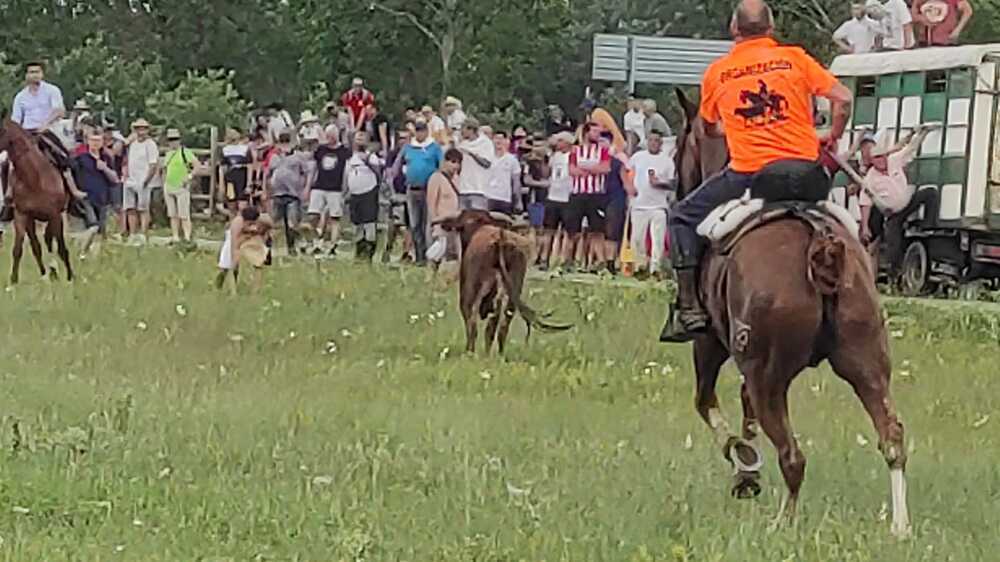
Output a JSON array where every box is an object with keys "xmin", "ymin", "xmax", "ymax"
[
  {"xmin": 697, "ymin": 193, "xmax": 762, "ymax": 241},
  {"xmin": 698, "ymin": 197, "xmax": 858, "ymax": 242}
]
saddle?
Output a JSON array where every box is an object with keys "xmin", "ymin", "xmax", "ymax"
[{"xmin": 698, "ymin": 159, "xmax": 858, "ymax": 251}]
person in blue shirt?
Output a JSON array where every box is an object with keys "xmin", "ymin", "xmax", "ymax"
[
  {"xmin": 393, "ymin": 119, "xmax": 443, "ymax": 264},
  {"xmin": 74, "ymin": 130, "xmax": 120, "ymax": 253}
]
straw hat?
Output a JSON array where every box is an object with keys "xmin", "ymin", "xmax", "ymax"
[
  {"xmin": 300, "ymin": 110, "xmax": 319, "ymax": 124},
  {"xmin": 224, "ymin": 128, "xmax": 243, "ymax": 143},
  {"xmin": 166, "ymin": 128, "xmax": 182, "ymax": 140},
  {"xmin": 444, "ymin": 95, "xmax": 462, "ymax": 107},
  {"xmin": 551, "ymin": 131, "xmax": 576, "ymax": 145},
  {"xmin": 72, "ymin": 99, "xmax": 91, "ymax": 111},
  {"xmin": 131, "ymin": 118, "xmax": 151, "ymax": 129}
]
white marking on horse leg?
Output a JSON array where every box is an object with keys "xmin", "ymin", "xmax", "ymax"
[
  {"xmin": 889, "ymin": 468, "xmax": 912, "ymax": 538},
  {"xmin": 708, "ymin": 408, "xmax": 733, "ymax": 443}
]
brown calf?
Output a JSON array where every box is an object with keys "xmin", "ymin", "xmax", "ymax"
[{"xmin": 437, "ymin": 210, "xmax": 571, "ymax": 354}]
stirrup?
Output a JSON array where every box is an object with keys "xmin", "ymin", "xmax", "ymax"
[{"xmin": 659, "ymin": 304, "xmax": 708, "ymax": 343}]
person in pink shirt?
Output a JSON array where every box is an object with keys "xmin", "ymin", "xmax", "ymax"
[{"xmin": 859, "ymin": 124, "xmax": 938, "ymax": 281}]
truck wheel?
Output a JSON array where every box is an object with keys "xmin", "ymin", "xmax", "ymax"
[{"xmin": 900, "ymin": 240, "xmax": 933, "ymax": 296}]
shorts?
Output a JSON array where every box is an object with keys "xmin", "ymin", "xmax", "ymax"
[
  {"xmin": 543, "ymin": 200, "xmax": 569, "ymax": 230},
  {"xmin": 604, "ymin": 197, "xmax": 628, "ymax": 242},
  {"xmin": 123, "ymin": 181, "xmax": 151, "ymax": 212},
  {"xmin": 225, "ymin": 171, "xmax": 250, "ymax": 203},
  {"xmin": 349, "ymin": 188, "xmax": 379, "ymax": 225},
  {"xmin": 487, "ymin": 199, "xmax": 515, "ymax": 216},
  {"xmin": 165, "ymin": 190, "xmax": 192, "ymax": 220},
  {"xmin": 565, "ymin": 194, "xmax": 607, "ymax": 235},
  {"xmin": 308, "ymin": 190, "xmax": 344, "ymax": 219},
  {"xmin": 109, "ymin": 184, "xmax": 123, "ymax": 211}
]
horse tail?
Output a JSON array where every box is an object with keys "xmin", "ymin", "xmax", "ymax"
[
  {"xmin": 806, "ymin": 229, "xmax": 846, "ymax": 296},
  {"xmin": 806, "ymin": 228, "xmax": 845, "ymax": 367},
  {"xmin": 497, "ymin": 228, "xmax": 572, "ymax": 334}
]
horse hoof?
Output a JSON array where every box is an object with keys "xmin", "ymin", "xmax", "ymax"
[{"xmin": 731, "ymin": 471, "xmax": 762, "ymax": 499}]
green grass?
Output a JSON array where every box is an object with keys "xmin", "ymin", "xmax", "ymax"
[{"xmin": 1, "ymin": 246, "xmax": 998, "ymax": 561}]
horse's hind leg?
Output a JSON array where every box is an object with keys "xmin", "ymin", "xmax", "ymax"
[
  {"xmin": 25, "ymin": 220, "xmax": 46, "ymax": 277},
  {"xmin": 744, "ymin": 373, "xmax": 805, "ymax": 527},
  {"xmin": 830, "ymin": 334, "xmax": 909, "ymax": 537},
  {"xmin": 49, "ymin": 216, "xmax": 73, "ymax": 281}
]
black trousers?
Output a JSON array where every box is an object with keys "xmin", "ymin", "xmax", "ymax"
[{"xmin": 883, "ymin": 188, "xmax": 940, "ymax": 276}]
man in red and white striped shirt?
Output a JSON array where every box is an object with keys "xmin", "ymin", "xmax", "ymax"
[{"xmin": 562, "ymin": 123, "xmax": 611, "ymax": 270}]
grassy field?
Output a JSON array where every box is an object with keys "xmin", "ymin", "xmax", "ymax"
[{"xmin": 1, "ymin": 245, "xmax": 998, "ymax": 562}]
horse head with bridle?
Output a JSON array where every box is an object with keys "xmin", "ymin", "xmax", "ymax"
[
  {"xmin": 0, "ymin": 110, "xmax": 74, "ymax": 283},
  {"xmin": 671, "ymin": 88, "xmax": 911, "ymax": 536}
]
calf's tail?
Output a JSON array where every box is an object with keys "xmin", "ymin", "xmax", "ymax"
[{"xmin": 497, "ymin": 229, "xmax": 572, "ymax": 333}]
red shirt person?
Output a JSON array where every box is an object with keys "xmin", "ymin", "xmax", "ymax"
[
  {"xmin": 911, "ymin": 0, "xmax": 973, "ymax": 46},
  {"xmin": 340, "ymin": 77, "xmax": 375, "ymax": 132}
]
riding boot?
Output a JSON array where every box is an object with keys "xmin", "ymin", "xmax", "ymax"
[{"xmin": 660, "ymin": 223, "xmax": 709, "ymax": 343}]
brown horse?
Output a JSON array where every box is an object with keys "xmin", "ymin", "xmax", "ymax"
[
  {"xmin": 0, "ymin": 116, "xmax": 73, "ymax": 283},
  {"xmin": 671, "ymin": 89, "xmax": 910, "ymax": 537}
]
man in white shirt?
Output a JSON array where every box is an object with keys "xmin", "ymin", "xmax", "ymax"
[
  {"xmin": 422, "ymin": 105, "xmax": 449, "ymax": 146},
  {"xmin": 626, "ymin": 129, "xmax": 676, "ymax": 277},
  {"xmin": 860, "ymin": 125, "xmax": 937, "ymax": 280},
  {"xmin": 623, "ymin": 98, "xmax": 647, "ymax": 151},
  {"xmin": 539, "ymin": 132, "xmax": 575, "ymax": 269},
  {"xmin": 443, "ymin": 96, "xmax": 467, "ymax": 143},
  {"xmin": 868, "ymin": 0, "xmax": 914, "ymax": 49},
  {"xmin": 485, "ymin": 131, "xmax": 522, "ymax": 216},
  {"xmin": 345, "ymin": 131, "xmax": 385, "ymax": 261},
  {"xmin": 122, "ymin": 118, "xmax": 160, "ymax": 244},
  {"xmin": 456, "ymin": 118, "xmax": 494, "ymax": 211},
  {"xmin": 834, "ymin": 3, "xmax": 886, "ymax": 53},
  {"xmin": 5, "ymin": 61, "xmax": 86, "ymax": 215}
]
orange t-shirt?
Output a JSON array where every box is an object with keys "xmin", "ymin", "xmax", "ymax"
[{"xmin": 700, "ymin": 37, "xmax": 839, "ymax": 173}]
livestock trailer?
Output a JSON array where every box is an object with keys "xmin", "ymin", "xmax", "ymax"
[{"xmin": 827, "ymin": 45, "xmax": 1000, "ymax": 294}]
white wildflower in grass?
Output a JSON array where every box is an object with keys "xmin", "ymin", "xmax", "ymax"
[
  {"xmin": 890, "ymin": 330, "xmax": 905, "ymax": 339},
  {"xmin": 228, "ymin": 333, "xmax": 244, "ymax": 343},
  {"xmin": 288, "ymin": 331, "xmax": 297, "ymax": 339},
  {"xmin": 311, "ymin": 475, "xmax": 334, "ymax": 486},
  {"xmin": 856, "ymin": 434, "xmax": 870, "ymax": 447},
  {"xmin": 479, "ymin": 370, "xmax": 493, "ymax": 381},
  {"xmin": 506, "ymin": 482, "xmax": 530, "ymax": 498},
  {"xmin": 408, "ymin": 314, "xmax": 419, "ymax": 324},
  {"xmin": 115, "ymin": 545, "xmax": 125, "ymax": 553},
  {"xmin": 436, "ymin": 310, "xmax": 445, "ymax": 318},
  {"xmin": 157, "ymin": 467, "xmax": 171, "ymax": 479},
  {"xmin": 439, "ymin": 347, "xmax": 450, "ymax": 361},
  {"xmin": 585, "ymin": 312, "xmax": 595, "ymax": 323},
  {"xmin": 340, "ymin": 329, "xmax": 353, "ymax": 338},
  {"xmin": 11, "ymin": 506, "xmax": 29, "ymax": 515},
  {"xmin": 973, "ymin": 414, "xmax": 990, "ymax": 429},
  {"xmin": 132, "ymin": 520, "xmax": 143, "ymax": 527},
  {"xmin": 376, "ymin": 359, "xmax": 387, "ymax": 368},
  {"xmin": 175, "ymin": 304, "xmax": 187, "ymax": 317},
  {"xmin": 325, "ymin": 340, "xmax": 338, "ymax": 355},
  {"xmin": 136, "ymin": 321, "xmax": 148, "ymax": 331},
  {"xmin": 683, "ymin": 434, "xmax": 694, "ymax": 450}
]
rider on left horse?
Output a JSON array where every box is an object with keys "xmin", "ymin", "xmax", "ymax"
[
  {"xmin": 2, "ymin": 60, "xmax": 86, "ymax": 221},
  {"xmin": 660, "ymin": 0, "xmax": 854, "ymax": 343}
]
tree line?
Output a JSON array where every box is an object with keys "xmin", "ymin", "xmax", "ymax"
[{"xmin": 2, "ymin": 0, "xmax": 999, "ymax": 144}]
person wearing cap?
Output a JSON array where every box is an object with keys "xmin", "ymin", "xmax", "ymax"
[
  {"xmin": 860, "ymin": 125, "xmax": 939, "ymax": 280},
  {"xmin": 122, "ymin": 118, "xmax": 159, "ymax": 244},
  {"xmin": 421, "ymin": 105, "xmax": 449, "ymax": 146},
  {"xmin": 443, "ymin": 96, "xmax": 467, "ymax": 140},
  {"xmin": 392, "ymin": 119, "xmax": 444, "ymax": 263},
  {"xmin": 162, "ymin": 128, "xmax": 201, "ymax": 243},
  {"xmin": 305, "ymin": 124, "xmax": 352, "ymax": 256},
  {"xmin": 298, "ymin": 110, "xmax": 325, "ymax": 145},
  {"xmin": 341, "ymin": 77, "xmax": 376, "ymax": 133},
  {"xmin": 220, "ymin": 128, "xmax": 255, "ymax": 215}
]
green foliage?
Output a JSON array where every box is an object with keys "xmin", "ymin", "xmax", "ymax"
[
  {"xmin": 145, "ymin": 69, "xmax": 251, "ymax": 146},
  {"xmin": 0, "ymin": 54, "xmax": 22, "ymax": 116}
]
